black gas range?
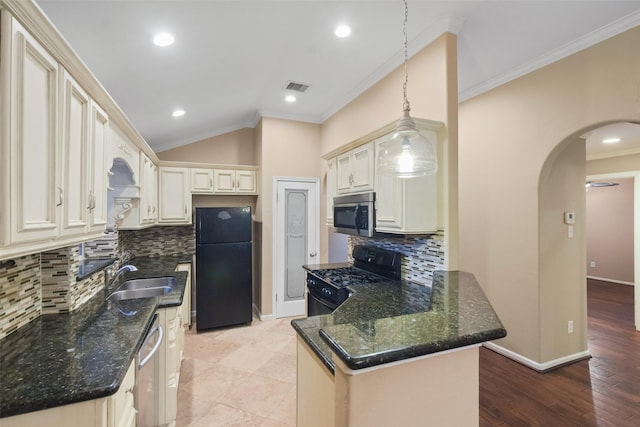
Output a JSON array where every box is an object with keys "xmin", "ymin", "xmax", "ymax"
[{"xmin": 305, "ymin": 245, "xmax": 402, "ymax": 316}]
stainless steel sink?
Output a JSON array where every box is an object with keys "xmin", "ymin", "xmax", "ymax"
[
  {"xmin": 108, "ymin": 285, "xmax": 172, "ymax": 301},
  {"xmin": 118, "ymin": 276, "xmax": 176, "ymax": 291},
  {"xmin": 107, "ymin": 276, "xmax": 176, "ymax": 301}
]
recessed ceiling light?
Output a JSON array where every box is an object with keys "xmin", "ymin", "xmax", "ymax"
[
  {"xmin": 285, "ymin": 95, "xmax": 296, "ymax": 103},
  {"xmin": 602, "ymin": 137, "xmax": 621, "ymax": 144},
  {"xmin": 153, "ymin": 32, "xmax": 175, "ymax": 47},
  {"xmin": 172, "ymin": 109, "xmax": 185, "ymax": 117},
  {"xmin": 335, "ymin": 25, "xmax": 351, "ymax": 38}
]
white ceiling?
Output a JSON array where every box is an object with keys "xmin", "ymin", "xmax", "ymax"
[{"xmin": 35, "ymin": 0, "xmax": 640, "ymax": 154}]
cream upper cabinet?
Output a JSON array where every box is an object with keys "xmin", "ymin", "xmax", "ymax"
[
  {"xmin": 158, "ymin": 167, "xmax": 192, "ymax": 224},
  {"xmin": 374, "ymin": 128, "xmax": 439, "ymax": 234},
  {"xmin": 139, "ymin": 153, "xmax": 157, "ymax": 225},
  {"xmin": 0, "ymin": 16, "xmax": 112, "ymax": 258},
  {"xmin": 59, "ymin": 70, "xmax": 109, "ymax": 238},
  {"xmin": 213, "ymin": 169, "xmax": 257, "ymax": 194},
  {"xmin": 87, "ymin": 100, "xmax": 109, "ymax": 233},
  {"xmin": 191, "ymin": 168, "xmax": 214, "ymax": 194},
  {"xmin": 59, "ymin": 69, "xmax": 89, "ymax": 238},
  {"xmin": 336, "ymin": 142, "xmax": 374, "ymax": 194},
  {"xmin": 326, "ymin": 158, "xmax": 337, "ymax": 225},
  {"xmin": 3, "ymin": 16, "xmax": 60, "ymax": 246}
]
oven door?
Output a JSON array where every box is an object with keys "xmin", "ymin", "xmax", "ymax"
[{"xmin": 307, "ymin": 291, "xmax": 337, "ymax": 316}]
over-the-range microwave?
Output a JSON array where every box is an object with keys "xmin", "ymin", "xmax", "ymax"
[{"xmin": 333, "ymin": 192, "xmax": 375, "ymax": 237}]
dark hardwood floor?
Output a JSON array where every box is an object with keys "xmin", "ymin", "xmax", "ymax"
[{"xmin": 479, "ymin": 279, "xmax": 640, "ymax": 426}]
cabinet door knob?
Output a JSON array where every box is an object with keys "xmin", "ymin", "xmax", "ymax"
[
  {"xmin": 310, "ymin": 252, "xmax": 317, "ymax": 258},
  {"xmin": 57, "ymin": 187, "xmax": 64, "ymax": 207}
]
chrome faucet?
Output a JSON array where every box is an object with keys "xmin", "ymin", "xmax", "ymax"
[{"xmin": 106, "ymin": 264, "xmax": 138, "ymax": 290}]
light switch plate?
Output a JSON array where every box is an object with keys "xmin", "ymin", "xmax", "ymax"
[{"xmin": 564, "ymin": 212, "xmax": 575, "ymax": 224}]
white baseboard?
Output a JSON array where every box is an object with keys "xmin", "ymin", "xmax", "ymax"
[
  {"xmin": 253, "ymin": 304, "xmax": 275, "ymax": 321},
  {"xmin": 483, "ymin": 342, "xmax": 591, "ymax": 372},
  {"xmin": 587, "ymin": 275, "xmax": 634, "ymax": 286}
]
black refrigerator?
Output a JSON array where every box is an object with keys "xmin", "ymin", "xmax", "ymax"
[{"xmin": 195, "ymin": 207, "xmax": 252, "ymax": 331}]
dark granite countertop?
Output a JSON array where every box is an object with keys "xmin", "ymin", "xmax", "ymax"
[
  {"xmin": 0, "ymin": 255, "xmax": 191, "ymax": 419},
  {"xmin": 291, "ymin": 268, "xmax": 506, "ymax": 373}
]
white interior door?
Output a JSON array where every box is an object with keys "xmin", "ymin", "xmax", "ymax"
[{"xmin": 274, "ymin": 178, "xmax": 319, "ymax": 318}]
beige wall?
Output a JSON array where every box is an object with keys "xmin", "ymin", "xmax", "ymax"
[
  {"xmin": 157, "ymin": 127, "xmax": 256, "ymax": 165},
  {"xmin": 539, "ymin": 139, "xmax": 587, "ymax": 362},
  {"xmin": 458, "ymin": 26, "xmax": 640, "ymax": 364},
  {"xmin": 586, "ymin": 178, "xmax": 634, "ymax": 283},
  {"xmin": 319, "ymin": 33, "xmax": 459, "ymax": 267},
  {"xmin": 587, "ymin": 153, "xmax": 640, "ymax": 175},
  {"xmin": 256, "ymin": 118, "xmax": 321, "ymax": 315}
]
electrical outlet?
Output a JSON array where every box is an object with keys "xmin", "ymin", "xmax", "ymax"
[
  {"xmin": 568, "ymin": 320, "xmax": 574, "ymax": 333},
  {"xmin": 590, "ymin": 261, "xmax": 596, "ymax": 268}
]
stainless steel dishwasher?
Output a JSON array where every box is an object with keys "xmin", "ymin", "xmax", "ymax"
[{"xmin": 136, "ymin": 314, "xmax": 163, "ymax": 427}]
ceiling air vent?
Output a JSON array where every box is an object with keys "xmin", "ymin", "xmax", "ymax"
[{"xmin": 284, "ymin": 81, "xmax": 311, "ymax": 93}]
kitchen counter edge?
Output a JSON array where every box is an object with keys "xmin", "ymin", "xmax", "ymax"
[{"xmin": 292, "ymin": 268, "xmax": 506, "ymax": 373}]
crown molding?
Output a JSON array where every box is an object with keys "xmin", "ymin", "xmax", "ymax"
[{"xmin": 459, "ymin": 9, "xmax": 640, "ymax": 102}]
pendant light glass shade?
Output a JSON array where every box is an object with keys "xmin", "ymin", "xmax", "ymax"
[
  {"xmin": 377, "ymin": 0, "xmax": 438, "ymax": 179},
  {"xmin": 378, "ymin": 111, "xmax": 438, "ymax": 178}
]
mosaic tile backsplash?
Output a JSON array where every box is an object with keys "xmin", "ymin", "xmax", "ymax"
[
  {"xmin": 0, "ymin": 224, "xmax": 195, "ymax": 338},
  {"xmin": 350, "ymin": 230, "xmax": 445, "ymax": 286},
  {"xmin": 119, "ymin": 225, "xmax": 195, "ymax": 258},
  {"xmin": 83, "ymin": 229, "xmax": 117, "ymax": 258},
  {"xmin": 0, "ymin": 255, "xmax": 41, "ymax": 339},
  {"xmin": 41, "ymin": 246, "xmax": 107, "ymax": 314}
]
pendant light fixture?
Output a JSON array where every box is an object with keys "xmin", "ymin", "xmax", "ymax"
[{"xmin": 377, "ymin": 0, "xmax": 438, "ymax": 178}]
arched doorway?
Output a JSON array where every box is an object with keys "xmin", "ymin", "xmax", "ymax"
[{"xmin": 538, "ymin": 121, "xmax": 640, "ymax": 368}]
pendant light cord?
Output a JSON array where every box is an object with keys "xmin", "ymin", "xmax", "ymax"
[{"xmin": 402, "ymin": 0, "xmax": 410, "ymax": 113}]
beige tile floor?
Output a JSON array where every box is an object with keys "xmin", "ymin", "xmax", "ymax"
[{"xmin": 177, "ymin": 316, "xmax": 300, "ymax": 427}]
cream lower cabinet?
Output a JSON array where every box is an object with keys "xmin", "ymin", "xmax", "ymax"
[
  {"xmin": 158, "ymin": 167, "xmax": 192, "ymax": 224},
  {"xmin": 176, "ymin": 263, "xmax": 192, "ymax": 329},
  {"xmin": 158, "ymin": 303, "xmax": 185, "ymax": 427},
  {"xmin": 2, "ymin": 361, "xmax": 136, "ymax": 427}
]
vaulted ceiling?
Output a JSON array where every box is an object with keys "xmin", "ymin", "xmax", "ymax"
[{"xmin": 36, "ymin": 1, "xmax": 640, "ymax": 154}]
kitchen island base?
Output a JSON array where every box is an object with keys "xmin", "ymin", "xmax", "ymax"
[
  {"xmin": 297, "ymin": 337, "xmax": 335, "ymax": 427},
  {"xmin": 333, "ymin": 345, "xmax": 479, "ymax": 427},
  {"xmin": 296, "ymin": 341, "xmax": 480, "ymax": 427}
]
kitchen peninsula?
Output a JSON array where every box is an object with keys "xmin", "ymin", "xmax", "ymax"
[{"xmin": 292, "ymin": 269, "xmax": 506, "ymax": 427}]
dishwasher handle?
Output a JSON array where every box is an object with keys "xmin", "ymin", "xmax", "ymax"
[{"xmin": 138, "ymin": 324, "xmax": 163, "ymax": 369}]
